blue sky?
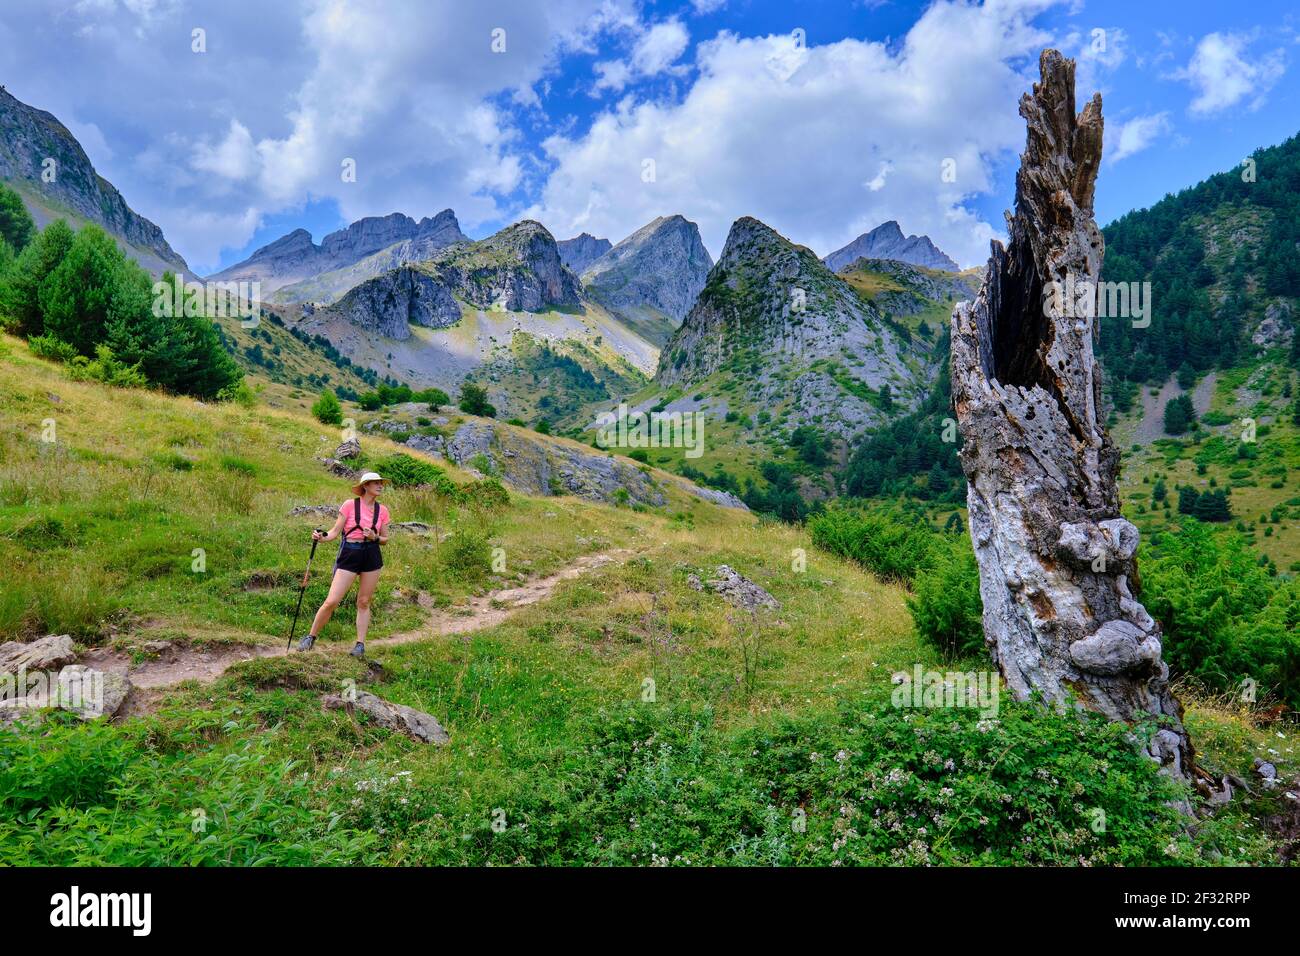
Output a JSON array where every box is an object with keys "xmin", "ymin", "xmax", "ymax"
[{"xmin": 4, "ymin": 0, "xmax": 1299, "ymax": 272}]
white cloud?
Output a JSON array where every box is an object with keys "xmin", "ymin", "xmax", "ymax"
[
  {"xmin": 632, "ymin": 18, "xmax": 689, "ymax": 74},
  {"xmin": 193, "ymin": 120, "xmax": 258, "ymax": 181},
  {"xmin": 1176, "ymin": 32, "xmax": 1285, "ymax": 116},
  {"xmin": 531, "ymin": 0, "xmax": 1064, "ymax": 268},
  {"xmin": 593, "ymin": 16, "xmax": 690, "ymax": 93},
  {"xmin": 15, "ymin": 0, "xmax": 618, "ymax": 271},
  {"xmin": 1106, "ymin": 112, "xmax": 1170, "ymax": 165}
]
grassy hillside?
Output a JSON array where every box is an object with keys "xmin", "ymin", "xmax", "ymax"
[
  {"xmin": 0, "ymin": 333, "xmax": 1294, "ymax": 865},
  {"xmin": 1115, "ymin": 359, "xmax": 1300, "ymax": 572}
]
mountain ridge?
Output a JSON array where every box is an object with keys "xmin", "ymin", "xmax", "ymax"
[
  {"xmin": 212, "ymin": 209, "xmax": 467, "ymax": 295},
  {"xmin": 0, "ymin": 87, "xmax": 187, "ymax": 275},
  {"xmin": 823, "ymin": 220, "xmax": 959, "ymax": 273}
]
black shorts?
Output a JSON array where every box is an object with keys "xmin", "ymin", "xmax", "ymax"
[{"xmin": 335, "ymin": 540, "xmax": 383, "ymax": 574}]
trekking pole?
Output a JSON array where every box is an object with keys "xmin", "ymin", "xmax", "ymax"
[{"xmin": 286, "ymin": 531, "xmax": 323, "ymax": 651}]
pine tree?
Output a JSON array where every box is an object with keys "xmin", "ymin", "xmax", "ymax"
[
  {"xmin": 0, "ymin": 183, "xmax": 34, "ymax": 252},
  {"xmin": 0, "ymin": 218, "xmax": 75, "ymax": 336}
]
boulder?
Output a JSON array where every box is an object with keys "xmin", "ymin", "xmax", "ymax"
[
  {"xmin": 0, "ymin": 634, "xmax": 76, "ymax": 674},
  {"xmin": 56, "ymin": 665, "xmax": 131, "ymax": 720},
  {"xmin": 321, "ymin": 690, "xmax": 449, "ymax": 744},
  {"xmin": 703, "ymin": 565, "xmax": 780, "ymax": 611}
]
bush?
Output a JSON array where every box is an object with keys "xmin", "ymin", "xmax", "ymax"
[
  {"xmin": 67, "ymin": 344, "xmax": 148, "ymax": 389},
  {"xmin": 441, "ymin": 527, "xmax": 491, "ymax": 580},
  {"xmin": 390, "ymin": 700, "xmax": 1191, "ymax": 866},
  {"xmin": 373, "ymin": 452, "xmax": 455, "ymax": 493},
  {"xmin": 907, "ymin": 542, "xmax": 984, "ymax": 659},
  {"xmin": 461, "ymin": 478, "xmax": 510, "ymax": 511},
  {"xmin": 1143, "ymin": 520, "xmax": 1300, "ymax": 707},
  {"xmin": 26, "ymin": 334, "xmax": 78, "ymax": 363},
  {"xmin": 809, "ymin": 507, "xmax": 934, "ymax": 584},
  {"xmin": 458, "ymin": 381, "xmax": 496, "ymax": 418},
  {"xmin": 311, "ymin": 389, "xmax": 343, "ymax": 425}
]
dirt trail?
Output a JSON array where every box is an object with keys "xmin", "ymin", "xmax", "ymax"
[{"xmin": 84, "ymin": 549, "xmax": 631, "ymax": 695}]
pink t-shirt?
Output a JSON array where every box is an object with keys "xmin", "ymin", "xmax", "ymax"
[{"xmin": 339, "ymin": 500, "xmax": 390, "ymax": 541}]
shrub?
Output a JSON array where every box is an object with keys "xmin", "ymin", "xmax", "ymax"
[
  {"xmin": 312, "ymin": 389, "xmax": 343, "ymax": 426},
  {"xmin": 26, "ymin": 334, "xmax": 78, "ymax": 363},
  {"xmin": 907, "ymin": 542, "xmax": 984, "ymax": 659},
  {"xmin": 809, "ymin": 507, "xmax": 934, "ymax": 584},
  {"xmin": 67, "ymin": 345, "xmax": 148, "ymax": 389},
  {"xmin": 441, "ymin": 527, "xmax": 491, "ymax": 580},
  {"xmin": 462, "ymin": 478, "xmax": 510, "ymax": 511},
  {"xmin": 373, "ymin": 452, "xmax": 455, "ymax": 493},
  {"xmin": 459, "ymin": 381, "xmax": 495, "ymax": 418},
  {"xmin": 1143, "ymin": 520, "xmax": 1300, "ymax": 707}
]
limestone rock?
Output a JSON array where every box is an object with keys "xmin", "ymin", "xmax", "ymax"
[
  {"xmin": 702, "ymin": 566, "xmax": 780, "ymax": 611},
  {"xmin": 0, "ymin": 634, "xmax": 76, "ymax": 674},
  {"xmin": 56, "ymin": 665, "xmax": 131, "ymax": 720},
  {"xmin": 322, "ymin": 690, "xmax": 449, "ymax": 745},
  {"xmin": 557, "ymin": 233, "xmax": 612, "ymax": 274},
  {"xmin": 581, "ymin": 215, "xmax": 712, "ymax": 323}
]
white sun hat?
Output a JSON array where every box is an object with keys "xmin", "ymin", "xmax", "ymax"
[{"xmin": 350, "ymin": 472, "xmax": 385, "ymax": 496}]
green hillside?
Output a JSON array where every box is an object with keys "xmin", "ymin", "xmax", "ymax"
[{"xmin": 2, "ymin": 333, "xmax": 1291, "ymax": 865}]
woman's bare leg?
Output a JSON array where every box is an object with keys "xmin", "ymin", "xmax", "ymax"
[
  {"xmin": 309, "ymin": 569, "xmax": 356, "ymax": 637},
  {"xmin": 355, "ymin": 570, "xmax": 381, "ymax": 643}
]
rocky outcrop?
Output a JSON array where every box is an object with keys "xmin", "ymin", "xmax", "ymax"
[
  {"xmin": 0, "ymin": 88, "xmax": 188, "ymax": 275},
  {"xmin": 949, "ymin": 50, "xmax": 1193, "ymax": 787},
  {"xmin": 370, "ymin": 417, "xmax": 747, "ymax": 510},
  {"xmin": 443, "ymin": 220, "xmax": 582, "ymax": 312},
  {"xmin": 322, "ymin": 689, "xmax": 449, "ymax": 744},
  {"xmin": 655, "ymin": 216, "xmax": 920, "ymax": 441},
  {"xmin": 330, "ymin": 265, "xmax": 462, "ymax": 339},
  {"xmin": 582, "ymin": 215, "xmax": 713, "ymax": 323},
  {"xmin": 688, "ymin": 566, "xmax": 780, "ymax": 611},
  {"xmin": 213, "ymin": 210, "xmax": 467, "ymax": 295},
  {"xmin": 0, "ymin": 635, "xmax": 131, "ymax": 723},
  {"xmin": 824, "ymin": 221, "xmax": 959, "ymax": 273},
  {"xmin": 558, "ymin": 232, "xmax": 612, "ymax": 274},
  {"xmin": 313, "ymin": 220, "xmax": 581, "ymax": 339}
]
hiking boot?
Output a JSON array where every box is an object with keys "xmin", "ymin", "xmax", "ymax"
[
  {"xmin": 296, "ymin": 634, "xmax": 316, "ymax": 652},
  {"xmin": 350, "ymin": 642, "xmax": 365, "ymax": 658}
]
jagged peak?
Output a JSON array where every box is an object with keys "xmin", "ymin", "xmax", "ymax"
[{"xmin": 251, "ymin": 228, "xmax": 316, "ymax": 258}]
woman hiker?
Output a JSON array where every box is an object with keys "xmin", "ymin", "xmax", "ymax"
[{"xmin": 297, "ymin": 471, "xmax": 391, "ymax": 658}]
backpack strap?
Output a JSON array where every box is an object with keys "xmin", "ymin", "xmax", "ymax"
[
  {"xmin": 371, "ymin": 501, "xmax": 380, "ymax": 532},
  {"xmin": 350, "ymin": 497, "xmax": 362, "ymax": 536}
]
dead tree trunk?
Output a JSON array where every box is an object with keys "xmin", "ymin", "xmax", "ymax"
[{"xmin": 950, "ymin": 50, "xmax": 1194, "ymax": 786}]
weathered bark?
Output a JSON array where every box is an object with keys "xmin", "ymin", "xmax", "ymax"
[{"xmin": 950, "ymin": 50, "xmax": 1194, "ymax": 786}]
